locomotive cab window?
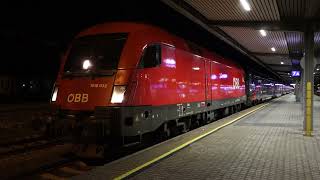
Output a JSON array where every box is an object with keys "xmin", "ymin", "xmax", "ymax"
[
  {"xmin": 139, "ymin": 44, "xmax": 161, "ymax": 68},
  {"xmin": 63, "ymin": 33, "xmax": 128, "ymax": 75}
]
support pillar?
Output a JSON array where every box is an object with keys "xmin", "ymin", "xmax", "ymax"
[
  {"xmin": 304, "ymin": 25, "xmax": 314, "ymax": 136},
  {"xmin": 295, "ymin": 79, "xmax": 301, "ymax": 102}
]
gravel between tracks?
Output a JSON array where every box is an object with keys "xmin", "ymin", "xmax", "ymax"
[{"xmin": 0, "ymin": 143, "xmax": 73, "ymax": 179}]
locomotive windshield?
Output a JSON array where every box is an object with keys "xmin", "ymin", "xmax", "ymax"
[{"xmin": 63, "ymin": 33, "xmax": 127, "ymax": 75}]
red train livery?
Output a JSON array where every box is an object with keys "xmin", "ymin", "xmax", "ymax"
[{"xmin": 49, "ymin": 22, "xmax": 289, "ymax": 150}]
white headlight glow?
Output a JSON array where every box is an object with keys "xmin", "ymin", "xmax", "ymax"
[
  {"xmin": 83, "ymin": 59, "xmax": 92, "ymax": 70},
  {"xmin": 51, "ymin": 87, "xmax": 58, "ymax": 102},
  {"xmin": 111, "ymin": 86, "xmax": 126, "ymax": 103}
]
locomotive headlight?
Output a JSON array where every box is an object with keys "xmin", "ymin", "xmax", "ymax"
[
  {"xmin": 51, "ymin": 87, "xmax": 59, "ymax": 102},
  {"xmin": 83, "ymin": 59, "xmax": 92, "ymax": 70},
  {"xmin": 111, "ymin": 86, "xmax": 126, "ymax": 103}
]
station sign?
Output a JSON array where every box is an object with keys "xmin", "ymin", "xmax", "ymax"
[{"xmin": 291, "ymin": 70, "xmax": 300, "ymax": 77}]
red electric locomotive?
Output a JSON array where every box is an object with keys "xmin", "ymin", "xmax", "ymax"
[{"xmin": 49, "ymin": 22, "xmax": 264, "ymax": 155}]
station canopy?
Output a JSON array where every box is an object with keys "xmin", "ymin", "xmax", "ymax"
[{"xmin": 163, "ymin": 0, "xmax": 320, "ymax": 83}]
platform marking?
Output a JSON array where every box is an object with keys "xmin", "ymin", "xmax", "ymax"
[{"xmin": 114, "ymin": 103, "xmax": 270, "ymax": 180}]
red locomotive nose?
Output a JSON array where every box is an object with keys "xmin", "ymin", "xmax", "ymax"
[{"xmin": 52, "ymin": 33, "xmax": 129, "ymax": 111}]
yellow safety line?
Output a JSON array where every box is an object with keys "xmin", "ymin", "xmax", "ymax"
[{"xmin": 114, "ymin": 103, "xmax": 270, "ymax": 180}]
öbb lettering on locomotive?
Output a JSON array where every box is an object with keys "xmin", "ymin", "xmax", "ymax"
[{"xmin": 67, "ymin": 93, "xmax": 88, "ymax": 103}]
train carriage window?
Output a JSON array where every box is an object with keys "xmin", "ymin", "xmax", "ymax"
[{"xmin": 139, "ymin": 44, "xmax": 161, "ymax": 68}]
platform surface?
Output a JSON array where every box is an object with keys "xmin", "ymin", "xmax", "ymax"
[{"xmin": 75, "ymin": 94, "xmax": 320, "ymax": 180}]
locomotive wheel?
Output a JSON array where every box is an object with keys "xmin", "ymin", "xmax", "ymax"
[
  {"xmin": 180, "ymin": 118, "xmax": 191, "ymax": 133},
  {"xmin": 235, "ymin": 105, "xmax": 238, "ymax": 112},
  {"xmin": 191, "ymin": 119, "xmax": 200, "ymax": 129},
  {"xmin": 161, "ymin": 123, "xmax": 179, "ymax": 139},
  {"xmin": 155, "ymin": 123, "xmax": 171, "ymax": 141},
  {"xmin": 230, "ymin": 106, "xmax": 235, "ymax": 115},
  {"xmin": 237, "ymin": 104, "xmax": 241, "ymax": 112},
  {"xmin": 169, "ymin": 125, "xmax": 179, "ymax": 137},
  {"xmin": 252, "ymin": 100, "xmax": 256, "ymax": 106},
  {"xmin": 142, "ymin": 132, "xmax": 154, "ymax": 145}
]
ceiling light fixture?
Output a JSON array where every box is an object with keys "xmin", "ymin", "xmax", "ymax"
[
  {"xmin": 240, "ymin": 0, "xmax": 251, "ymax": 11},
  {"xmin": 259, "ymin": 29, "xmax": 267, "ymax": 37},
  {"xmin": 271, "ymin": 47, "xmax": 276, "ymax": 52}
]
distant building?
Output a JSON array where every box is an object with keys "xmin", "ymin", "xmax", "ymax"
[
  {"xmin": 0, "ymin": 73, "xmax": 56, "ymax": 102},
  {"xmin": 0, "ymin": 75, "xmax": 17, "ymax": 96},
  {"xmin": 17, "ymin": 78, "xmax": 54, "ymax": 102}
]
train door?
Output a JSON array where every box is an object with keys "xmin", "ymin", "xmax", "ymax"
[
  {"xmin": 133, "ymin": 44, "xmax": 162, "ymax": 105},
  {"xmin": 256, "ymin": 78, "xmax": 262, "ymax": 101},
  {"xmin": 219, "ymin": 64, "xmax": 229, "ymax": 99},
  {"xmin": 246, "ymin": 73, "xmax": 256, "ymax": 103}
]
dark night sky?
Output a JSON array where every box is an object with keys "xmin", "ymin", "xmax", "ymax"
[{"xmin": 0, "ymin": 0, "xmax": 273, "ymax": 80}]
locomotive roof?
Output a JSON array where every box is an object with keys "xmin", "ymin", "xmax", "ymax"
[
  {"xmin": 77, "ymin": 22, "xmax": 165, "ymax": 38},
  {"xmin": 76, "ymin": 21, "xmax": 243, "ymax": 70}
]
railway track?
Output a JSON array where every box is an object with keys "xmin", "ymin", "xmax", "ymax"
[
  {"xmin": 0, "ymin": 133, "xmax": 141, "ymax": 179},
  {"xmin": 0, "ymin": 135, "xmax": 63, "ymax": 158},
  {"xmin": 0, "ymin": 135, "xmax": 109, "ymax": 179},
  {"xmin": 39, "ymin": 160, "xmax": 92, "ymax": 180},
  {"xmin": 7, "ymin": 142, "xmax": 151, "ymax": 179},
  {"xmin": 21, "ymin": 157, "xmax": 93, "ymax": 180}
]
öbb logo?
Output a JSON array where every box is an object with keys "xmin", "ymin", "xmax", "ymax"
[
  {"xmin": 233, "ymin": 78, "xmax": 240, "ymax": 89},
  {"xmin": 67, "ymin": 93, "xmax": 89, "ymax": 103}
]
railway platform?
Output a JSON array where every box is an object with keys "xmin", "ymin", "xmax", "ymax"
[{"xmin": 75, "ymin": 94, "xmax": 320, "ymax": 180}]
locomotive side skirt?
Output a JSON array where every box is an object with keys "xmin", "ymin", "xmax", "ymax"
[{"xmin": 95, "ymin": 96, "xmax": 246, "ymax": 137}]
